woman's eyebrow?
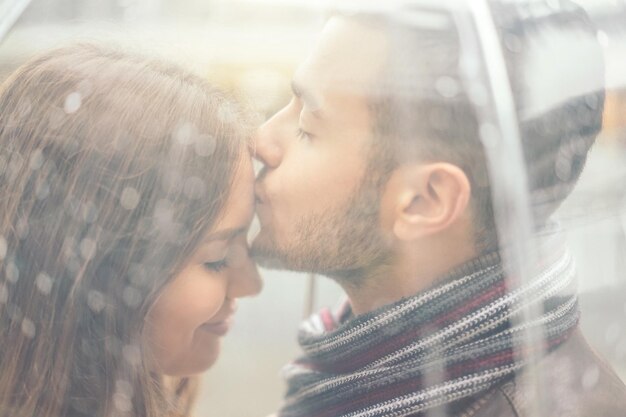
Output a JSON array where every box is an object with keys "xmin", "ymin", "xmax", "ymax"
[{"xmin": 202, "ymin": 227, "xmax": 247, "ymax": 243}]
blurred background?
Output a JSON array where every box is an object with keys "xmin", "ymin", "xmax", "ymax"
[{"xmin": 1, "ymin": 0, "xmax": 625, "ymax": 416}]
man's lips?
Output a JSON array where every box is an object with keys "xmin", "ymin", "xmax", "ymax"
[
  {"xmin": 255, "ymin": 199, "xmax": 272, "ymax": 224},
  {"xmin": 254, "ymin": 185, "xmax": 272, "ymax": 222},
  {"xmin": 254, "ymin": 186, "xmax": 265, "ymax": 205}
]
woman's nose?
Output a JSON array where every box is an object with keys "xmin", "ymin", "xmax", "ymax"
[
  {"xmin": 227, "ymin": 245, "xmax": 263, "ymax": 298},
  {"xmin": 232, "ymin": 263, "xmax": 263, "ymax": 299}
]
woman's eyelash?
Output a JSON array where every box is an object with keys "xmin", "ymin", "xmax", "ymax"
[{"xmin": 203, "ymin": 260, "xmax": 228, "ymax": 272}]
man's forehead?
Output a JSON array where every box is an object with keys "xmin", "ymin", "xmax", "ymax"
[{"xmin": 297, "ymin": 16, "xmax": 389, "ymax": 96}]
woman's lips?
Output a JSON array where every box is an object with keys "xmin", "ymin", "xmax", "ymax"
[{"xmin": 199, "ymin": 319, "xmax": 232, "ymax": 336}]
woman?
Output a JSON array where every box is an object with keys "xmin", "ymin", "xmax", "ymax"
[{"xmin": 0, "ymin": 44, "xmax": 262, "ymax": 417}]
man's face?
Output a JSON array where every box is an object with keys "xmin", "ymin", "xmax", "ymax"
[{"xmin": 251, "ymin": 18, "xmax": 392, "ymax": 277}]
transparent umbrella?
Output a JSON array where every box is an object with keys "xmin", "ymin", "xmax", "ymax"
[
  {"xmin": 0, "ymin": 1, "xmax": 624, "ymax": 417},
  {"xmin": 420, "ymin": 1, "xmax": 623, "ymax": 416},
  {"xmin": 315, "ymin": 0, "xmax": 625, "ymax": 416},
  {"xmin": 0, "ymin": 0, "xmax": 32, "ymax": 42}
]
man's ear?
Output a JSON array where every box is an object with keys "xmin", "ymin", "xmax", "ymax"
[{"xmin": 380, "ymin": 163, "xmax": 471, "ymax": 241}]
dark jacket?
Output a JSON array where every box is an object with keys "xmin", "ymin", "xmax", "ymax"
[{"xmin": 457, "ymin": 330, "xmax": 626, "ymax": 417}]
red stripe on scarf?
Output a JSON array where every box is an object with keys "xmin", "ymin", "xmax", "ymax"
[
  {"xmin": 433, "ymin": 281, "xmax": 507, "ymax": 326},
  {"xmin": 311, "ymin": 281, "xmax": 507, "ymax": 373},
  {"xmin": 304, "ymin": 331, "xmax": 574, "ymax": 417}
]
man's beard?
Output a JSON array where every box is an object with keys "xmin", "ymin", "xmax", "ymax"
[{"xmin": 251, "ymin": 163, "xmax": 393, "ymax": 283}]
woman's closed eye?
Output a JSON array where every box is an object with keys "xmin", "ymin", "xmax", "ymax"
[{"xmin": 203, "ymin": 259, "xmax": 228, "ymax": 272}]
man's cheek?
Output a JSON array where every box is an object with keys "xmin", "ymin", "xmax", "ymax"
[{"xmin": 263, "ymin": 171, "xmax": 289, "ymax": 206}]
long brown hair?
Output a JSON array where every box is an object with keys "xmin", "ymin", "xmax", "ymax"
[{"xmin": 0, "ymin": 44, "xmax": 251, "ymax": 417}]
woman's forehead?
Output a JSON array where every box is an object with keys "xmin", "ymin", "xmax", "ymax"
[{"xmin": 210, "ymin": 155, "xmax": 255, "ymax": 236}]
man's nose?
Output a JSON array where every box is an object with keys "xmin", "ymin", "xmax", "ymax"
[{"xmin": 251, "ymin": 117, "xmax": 283, "ymax": 170}]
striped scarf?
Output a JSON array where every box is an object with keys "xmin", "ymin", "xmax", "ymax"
[{"xmin": 279, "ymin": 242, "xmax": 579, "ymax": 417}]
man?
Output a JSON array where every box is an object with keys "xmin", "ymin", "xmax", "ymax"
[{"xmin": 252, "ymin": 1, "xmax": 626, "ymax": 416}]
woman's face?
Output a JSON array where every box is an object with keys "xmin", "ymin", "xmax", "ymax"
[{"xmin": 143, "ymin": 155, "xmax": 262, "ymax": 377}]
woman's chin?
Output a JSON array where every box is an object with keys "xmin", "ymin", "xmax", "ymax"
[{"xmin": 158, "ymin": 339, "xmax": 222, "ymax": 377}]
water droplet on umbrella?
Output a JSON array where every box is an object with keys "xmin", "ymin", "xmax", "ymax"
[
  {"xmin": 21, "ymin": 318, "xmax": 36, "ymax": 338},
  {"xmin": 173, "ymin": 122, "xmax": 196, "ymax": 146},
  {"xmin": 6, "ymin": 261, "xmax": 19, "ymax": 283},
  {"xmin": 64, "ymin": 92, "xmax": 82, "ymax": 114},
  {"xmin": 87, "ymin": 290, "xmax": 105, "ymax": 313},
  {"xmin": 113, "ymin": 393, "xmax": 132, "ymax": 413},
  {"xmin": 115, "ymin": 379, "xmax": 134, "ymax": 397},
  {"xmin": 120, "ymin": 187, "xmax": 140, "ymax": 210},
  {"xmin": 35, "ymin": 272, "xmax": 53, "ymax": 295},
  {"xmin": 435, "ymin": 76, "xmax": 459, "ymax": 99},
  {"xmin": 581, "ymin": 365, "xmax": 600, "ymax": 390},
  {"xmin": 122, "ymin": 286, "xmax": 141, "ymax": 308},
  {"xmin": 217, "ymin": 104, "xmax": 237, "ymax": 123},
  {"xmin": 153, "ymin": 199, "xmax": 176, "ymax": 236}
]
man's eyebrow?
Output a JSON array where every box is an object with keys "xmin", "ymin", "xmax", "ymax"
[
  {"xmin": 202, "ymin": 227, "xmax": 247, "ymax": 243},
  {"xmin": 291, "ymin": 79, "xmax": 323, "ymax": 118}
]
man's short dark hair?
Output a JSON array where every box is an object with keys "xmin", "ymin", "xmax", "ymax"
[{"xmin": 340, "ymin": 1, "xmax": 605, "ymax": 250}]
